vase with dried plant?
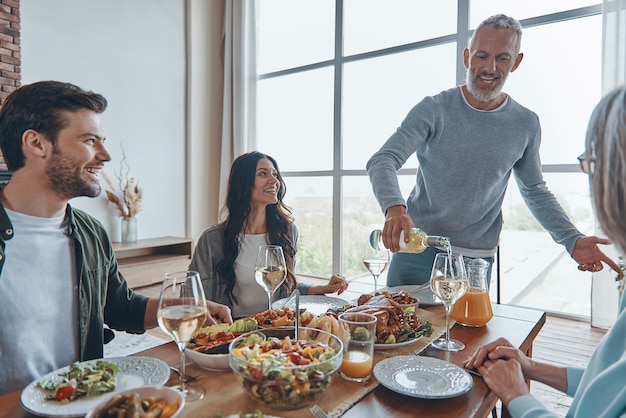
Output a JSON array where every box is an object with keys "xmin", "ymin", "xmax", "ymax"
[{"xmin": 102, "ymin": 147, "xmax": 143, "ymax": 243}]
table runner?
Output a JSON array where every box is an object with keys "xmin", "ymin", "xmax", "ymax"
[
  {"xmin": 184, "ymin": 305, "xmax": 448, "ymax": 417},
  {"xmin": 321, "ymin": 305, "xmax": 448, "ymax": 418}
]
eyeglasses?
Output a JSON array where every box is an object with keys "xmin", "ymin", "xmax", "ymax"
[{"xmin": 577, "ymin": 154, "xmax": 595, "ymax": 174}]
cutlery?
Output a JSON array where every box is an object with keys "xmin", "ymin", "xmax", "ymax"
[
  {"xmin": 309, "ymin": 404, "xmax": 330, "ymax": 418},
  {"xmin": 465, "ymin": 367, "xmax": 483, "ymax": 378},
  {"xmin": 407, "ymin": 352, "xmax": 482, "ymax": 378}
]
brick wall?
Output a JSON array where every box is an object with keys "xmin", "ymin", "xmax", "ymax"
[{"xmin": 0, "ymin": 0, "xmax": 19, "ymax": 171}]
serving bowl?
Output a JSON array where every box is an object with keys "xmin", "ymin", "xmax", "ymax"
[
  {"xmin": 379, "ymin": 290, "xmax": 419, "ymax": 319},
  {"xmin": 228, "ymin": 326, "xmax": 343, "ymax": 410},
  {"xmin": 186, "ymin": 347, "xmax": 230, "ymax": 371},
  {"xmin": 398, "ymin": 300, "xmax": 419, "ymax": 319},
  {"xmin": 389, "ymin": 290, "xmax": 420, "ymax": 309},
  {"xmin": 85, "ymin": 385, "xmax": 184, "ymax": 418}
]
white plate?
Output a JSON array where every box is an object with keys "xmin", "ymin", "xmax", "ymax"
[
  {"xmin": 20, "ymin": 356, "xmax": 170, "ymax": 417},
  {"xmin": 373, "ymin": 355, "xmax": 472, "ymax": 399},
  {"xmin": 386, "ymin": 285, "xmax": 442, "ymax": 306},
  {"xmin": 374, "ymin": 335, "xmax": 422, "ymax": 350},
  {"xmin": 272, "ymin": 295, "xmax": 349, "ymax": 316}
]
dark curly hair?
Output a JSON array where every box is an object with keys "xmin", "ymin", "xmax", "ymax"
[
  {"xmin": 0, "ymin": 81, "xmax": 108, "ymax": 171},
  {"xmin": 216, "ymin": 151, "xmax": 297, "ymax": 304}
]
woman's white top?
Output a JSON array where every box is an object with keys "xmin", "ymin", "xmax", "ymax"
[{"xmin": 232, "ymin": 233, "xmax": 270, "ymax": 317}]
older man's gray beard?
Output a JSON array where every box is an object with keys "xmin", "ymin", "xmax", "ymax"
[{"xmin": 466, "ymin": 69, "xmax": 507, "ymax": 103}]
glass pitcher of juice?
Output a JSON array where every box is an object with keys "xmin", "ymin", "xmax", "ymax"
[{"xmin": 451, "ymin": 258, "xmax": 493, "ymax": 327}]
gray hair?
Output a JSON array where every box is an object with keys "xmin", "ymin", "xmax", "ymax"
[
  {"xmin": 470, "ymin": 14, "xmax": 523, "ymax": 53},
  {"xmin": 585, "ymin": 85, "xmax": 626, "ymax": 254}
]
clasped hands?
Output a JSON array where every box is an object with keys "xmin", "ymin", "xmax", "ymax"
[{"xmin": 463, "ymin": 337, "xmax": 534, "ymax": 407}]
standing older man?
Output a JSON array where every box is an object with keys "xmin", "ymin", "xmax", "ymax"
[
  {"xmin": 367, "ymin": 14, "xmax": 619, "ymax": 286},
  {"xmin": 0, "ymin": 81, "xmax": 232, "ymax": 395}
]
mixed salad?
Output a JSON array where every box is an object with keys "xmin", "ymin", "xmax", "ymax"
[
  {"xmin": 36, "ymin": 360, "xmax": 119, "ymax": 404},
  {"xmin": 230, "ymin": 333, "xmax": 341, "ymax": 408},
  {"xmin": 188, "ymin": 317, "xmax": 258, "ymax": 353}
]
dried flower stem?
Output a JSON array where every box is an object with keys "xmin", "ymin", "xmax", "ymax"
[{"xmin": 103, "ymin": 145, "xmax": 143, "ymax": 218}]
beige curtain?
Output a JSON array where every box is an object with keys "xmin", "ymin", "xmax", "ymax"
[
  {"xmin": 591, "ymin": 0, "xmax": 626, "ymax": 328},
  {"xmin": 219, "ymin": 0, "xmax": 258, "ymax": 208}
]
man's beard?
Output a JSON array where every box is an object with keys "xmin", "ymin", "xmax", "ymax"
[
  {"xmin": 466, "ymin": 69, "xmax": 507, "ymax": 103},
  {"xmin": 46, "ymin": 146, "xmax": 102, "ymax": 199}
]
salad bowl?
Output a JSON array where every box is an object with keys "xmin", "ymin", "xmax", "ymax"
[{"xmin": 228, "ymin": 326, "xmax": 343, "ymax": 410}]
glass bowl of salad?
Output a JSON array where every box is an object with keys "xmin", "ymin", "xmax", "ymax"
[{"xmin": 228, "ymin": 326, "xmax": 343, "ymax": 410}]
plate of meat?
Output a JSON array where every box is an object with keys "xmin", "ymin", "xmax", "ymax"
[
  {"xmin": 374, "ymin": 335, "xmax": 424, "ymax": 350},
  {"xmin": 336, "ymin": 294, "xmax": 433, "ymax": 348},
  {"xmin": 386, "ymin": 284, "xmax": 442, "ymax": 306}
]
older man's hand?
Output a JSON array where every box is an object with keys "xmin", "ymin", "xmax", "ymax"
[{"xmin": 572, "ymin": 236, "xmax": 621, "ymax": 273}]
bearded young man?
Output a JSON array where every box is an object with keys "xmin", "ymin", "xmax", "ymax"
[
  {"xmin": 366, "ymin": 14, "xmax": 619, "ymax": 287},
  {"xmin": 0, "ymin": 81, "xmax": 232, "ymax": 395}
]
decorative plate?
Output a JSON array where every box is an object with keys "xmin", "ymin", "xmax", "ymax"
[
  {"xmin": 386, "ymin": 285, "xmax": 442, "ymax": 306},
  {"xmin": 272, "ymin": 295, "xmax": 349, "ymax": 316},
  {"xmin": 20, "ymin": 356, "xmax": 170, "ymax": 417},
  {"xmin": 373, "ymin": 355, "xmax": 472, "ymax": 399}
]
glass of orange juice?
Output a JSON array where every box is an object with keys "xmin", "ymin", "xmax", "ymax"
[{"xmin": 338, "ymin": 312, "xmax": 377, "ymax": 382}]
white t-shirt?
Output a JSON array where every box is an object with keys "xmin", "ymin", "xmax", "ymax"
[
  {"xmin": 0, "ymin": 209, "xmax": 78, "ymax": 395},
  {"xmin": 232, "ymin": 234, "xmax": 270, "ymax": 317}
]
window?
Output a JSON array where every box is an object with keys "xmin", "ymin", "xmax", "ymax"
[{"xmin": 256, "ymin": 0, "xmax": 603, "ymax": 318}]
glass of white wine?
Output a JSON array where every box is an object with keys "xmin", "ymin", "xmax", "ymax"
[
  {"xmin": 363, "ymin": 246, "xmax": 390, "ymax": 293},
  {"xmin": 157, "ymin": 271, "xmax": 208, "ymax": 402},
  {"xmin": 429, "ymin": 253, "xmax": 468, "ymax": 351},
  {"xmin": 255, "ymin": 245, "xmax": 287, "ymax": 310}
]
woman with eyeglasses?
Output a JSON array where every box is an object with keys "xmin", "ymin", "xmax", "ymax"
[{"xmin": 464, "ymin": 85, "xmax": 626, "ymax": 417}]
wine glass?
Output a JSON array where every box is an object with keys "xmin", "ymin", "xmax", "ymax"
[
  {"xmin": 363, "ymin": 246, "xmax": 390, "ymax": 293},
  {"xmin": 429, "ymin": 253, "xmax": 468, "ymax": 351},
  {"xmin": 254, "ymin": 245, "xmax": 287, "ymax": 310},
  {"xmin": 157, "ymin": 271, "xmax": 208, "ymax": 402}
]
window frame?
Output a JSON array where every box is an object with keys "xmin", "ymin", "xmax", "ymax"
[{"xmin": 257, "ymin": 1, "xmax": 603, "ymax": 295}]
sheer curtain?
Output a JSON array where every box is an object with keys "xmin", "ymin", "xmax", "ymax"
[
  {"xmin": 591, "ymin": 0, "xmax": 626, "ymax": 327},
  {"xmin": 602, "ymin": 0, "xmax": 626, "ymax": 93},
  {"xmin": 219, "ymin": 0, "xmax": 258, "ymax": 205}
]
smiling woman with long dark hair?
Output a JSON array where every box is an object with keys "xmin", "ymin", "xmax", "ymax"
[{"xmin": 190, "ymin": 151, "xmax": 348, "ymax": 317}]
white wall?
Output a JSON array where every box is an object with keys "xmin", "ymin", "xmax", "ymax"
[{"xmin": 20, "ymin": 0, "xmax": 187, "ymax": 241}]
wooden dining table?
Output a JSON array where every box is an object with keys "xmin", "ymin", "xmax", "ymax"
[
  {"xmin": 0, "ymin": 303, "xmax": 545, "ymax": 418},
  {"xmin": 342, "ymin": 304, "xmax": 545, "ymax": 418}
]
